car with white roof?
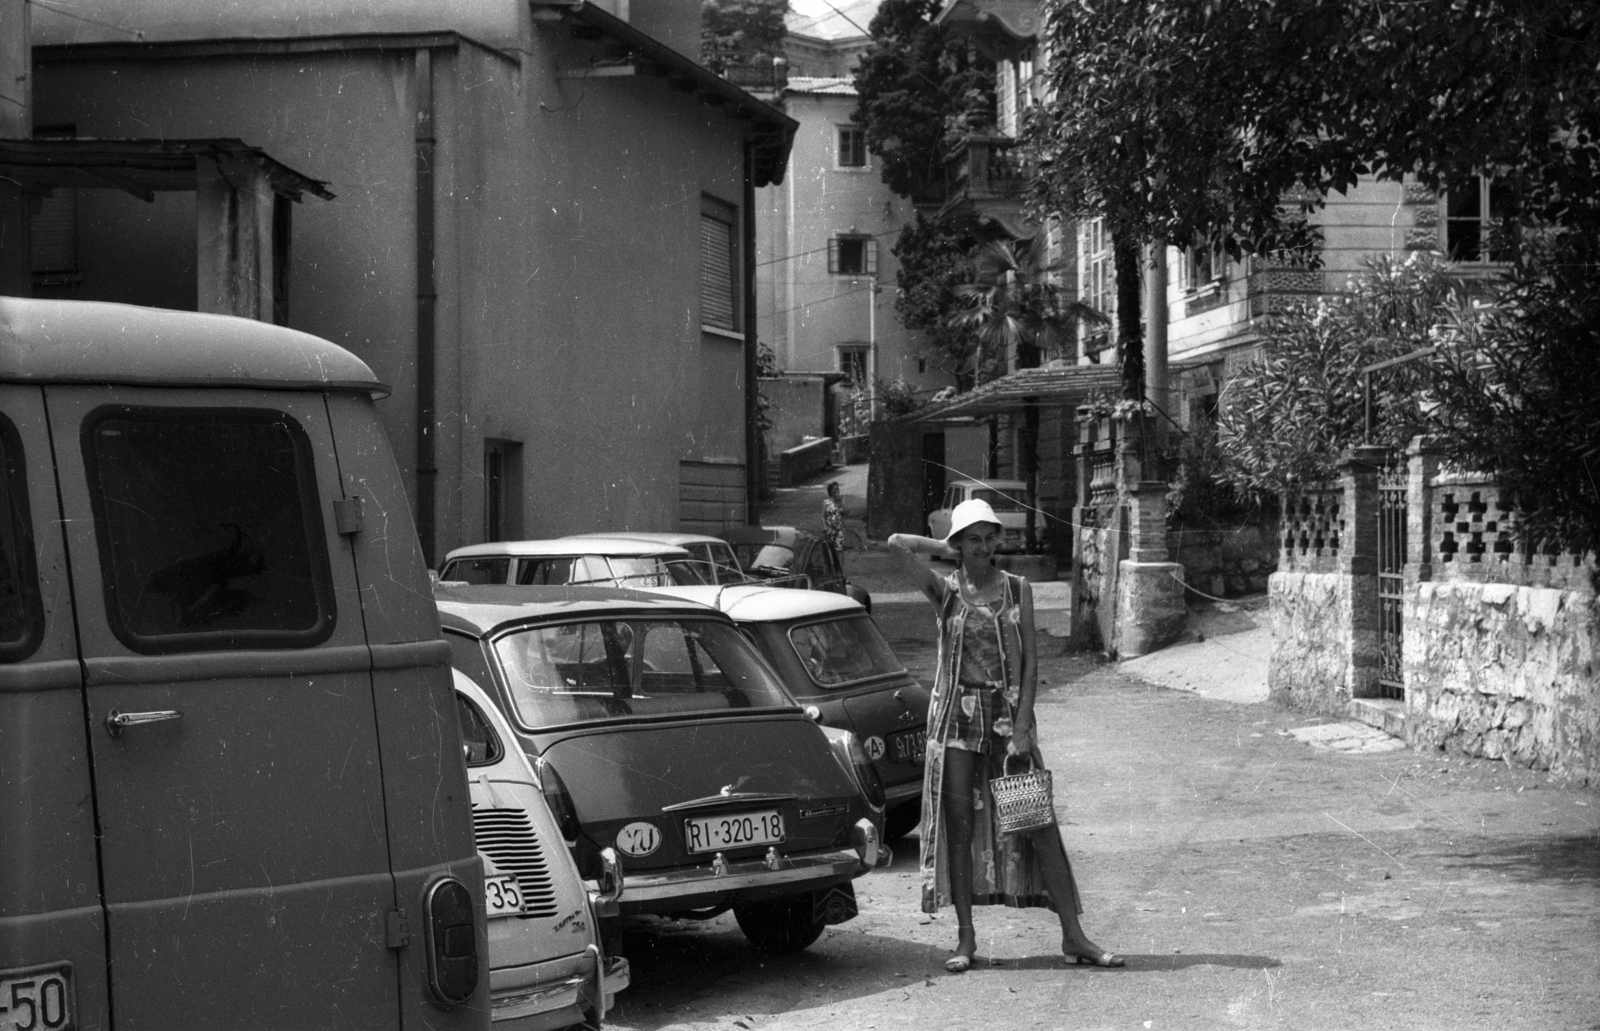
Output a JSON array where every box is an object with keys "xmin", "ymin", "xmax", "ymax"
[
  {"xmin": 453, "ymin": 670, "xmax": 629, "ymax": 1029},
  {"xmin": 438, "ymin": 538, "xmax": 706, "ymax": 588},
  {"xmin": 928, "ymin": 479, "xmax": 1031, "ymax": 551},
  {"xmin": 436, "ymin": 585, "xmax": 886, "ymax": 954}
]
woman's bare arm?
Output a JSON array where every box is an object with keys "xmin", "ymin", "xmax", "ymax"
[
  {"xmin": 885, "ymin": 533, "xmax": 954, "ymax": 603},
  {"xmin": 1008, "ymin": 578, "xmax": 1040, "ymax": 756}
]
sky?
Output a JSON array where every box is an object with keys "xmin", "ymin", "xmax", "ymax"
[{"xmin": 785, "ymin": 0, "xmax": 881, "ymax": 40}]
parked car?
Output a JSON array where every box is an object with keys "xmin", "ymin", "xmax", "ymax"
[
  {"xmin": 718, "ymin": 526, "xmax": 872, "ymax": 611},
  {"xmin": 436, "ymin": 585, "xmax": 886, "ymax": 953},
  {"xmin": 928, "ymin": 479, "xmax": 1030, "ymax": 551},
  {"xmin": 567, "ymin": 532, "xmax": 745, "ymax": 584},
  {"xmin": 439, "ymin": 538, "xmax": 706, "ymax": 588},
  {"xmin": 648, "ymin": 585, "xmax": 930, "ymax": 838},
  {"xmin": 453, "ymin": 670, "xmax": 629, "ymax": 1029},
  {"xmin": 0, "ymin": 298, "xmax": 485, "ymax": 1029}
]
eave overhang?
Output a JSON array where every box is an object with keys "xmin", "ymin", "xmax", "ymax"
[
  {"xmin": 935, "ymin": 0, "xmax": 1041, "ymax": 62},
  {"xmin": 0, "ymin": 138, "xmax": 335, "ymax": 202},
  {"xmin": 531, "ymin": 0, "xmax": 798, "ymax": 187}
]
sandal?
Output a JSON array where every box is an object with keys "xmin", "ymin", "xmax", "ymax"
[
  {"xmin": 946, "ymin": 926, "xmax": 977, "ymax": 973},
  {"xmin": 1064, "ymin": 949, "xmax": 1126, "ymax": 968}
]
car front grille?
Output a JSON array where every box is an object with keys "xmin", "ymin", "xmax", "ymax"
[{"xmin": 472, "ymin": 805, "xmax": 561, "ymax": 918}]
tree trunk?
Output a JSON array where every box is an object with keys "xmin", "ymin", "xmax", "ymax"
[{"xmin": 1115, "ymin": 237, "xmax": 1144, "ymax": 401}]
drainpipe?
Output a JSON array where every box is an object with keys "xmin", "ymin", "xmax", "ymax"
[
  {"xmin": 743, "ymin": 142, "xmax": 760, "ymax": 526},
  {"xmin": 414, "ymin": 48, "xmax": 438, "ymax": 565}
]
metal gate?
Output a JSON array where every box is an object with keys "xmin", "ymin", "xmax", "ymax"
[{"xmin": 1376, "ymin": 458, "xmax": 1407, "ymax": 698}]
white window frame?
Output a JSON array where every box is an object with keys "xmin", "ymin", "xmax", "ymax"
[
  {"xmin": 1077, "ymin": 218, "xmax": 1114, "ymax": 356},
  {"xmin": 1180, "ymin": 243, "xmax": 1223, "ymax": 294},
  {"xmin": 838, "ymin": 346, "xmax": 869, "ymax": 385},
  {"xmin": 700, "ymin": 194, "xmax": 740, "ymax": 334},
  {"xmin": 828, "ymin": 234, "xmax": 878, "ymax": 276}
]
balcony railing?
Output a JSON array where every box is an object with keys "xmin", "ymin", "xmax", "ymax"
[{"xmin": 939, "ymin": 134, "xmax": 1031, "ymax": 224}]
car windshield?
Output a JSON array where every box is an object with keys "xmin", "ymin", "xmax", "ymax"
[
  {"xmin": 787, "ymin": 615, "xmax": 906, "ymax": 688},
  {"xmin": 732, "ymin": 542, "xmax": 796, "ymax": 572},
  {"xmin": 492, "ymin": 617, "xmax": 792, "ymax": 726},
  {"xmin": 972, "ymin": 489, "xmax": 1024, "ymax": 513}
]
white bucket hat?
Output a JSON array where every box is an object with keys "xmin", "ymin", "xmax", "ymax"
[{"xmin": 944, "ymin": 498, "xmax": 1003, "ymax": 544}]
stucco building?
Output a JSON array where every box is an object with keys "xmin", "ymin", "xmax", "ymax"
[{"xmin": 19, "ymin": 0, "xmax": 795, "ymax": 562}]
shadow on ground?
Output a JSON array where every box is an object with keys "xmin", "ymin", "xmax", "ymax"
[{"xmin": 1431, "ymin": 832, "xmax": 1600, "ymax": 884}]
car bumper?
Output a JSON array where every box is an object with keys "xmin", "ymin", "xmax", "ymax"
[
  {"xmin": 618, "ymin": 827, "xmax": 877, "ymax": 912},
  {"xmin": 883, "ymin": 778, "xmax": 921, "ymax": 805},
  {"xmin": 489, "ymin": 949, "xmax": 593, "ymax": 1031}
]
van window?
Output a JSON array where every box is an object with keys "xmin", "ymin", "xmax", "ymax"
[
  {"xmin": 445, "ymin": 557, "xmax": 510, "ymax": 584},
  {"xmin": 83, "ymin": 407, "xmax": 336, "ymax": 653},
  {"xmin": 0, "ymin": 415, "xmax": 43, "ymax": 661}
]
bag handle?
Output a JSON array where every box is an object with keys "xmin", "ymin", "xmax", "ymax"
[{"xmin": 1001, "ymin": 752, "xmax": 1036, "ymax": 777}]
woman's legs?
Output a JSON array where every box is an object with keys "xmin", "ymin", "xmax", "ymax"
[
  {"xmin": 1030, "ymin": 826, "xmax": 1122, "ymax": 964},
  {"xmin": 941, "ymin": 746, "xmax": 979, "ymax": 967}
]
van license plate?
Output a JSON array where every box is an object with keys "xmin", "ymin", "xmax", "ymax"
[
  {"xmin": 0, "ymin": 963, "xmax": 72, "ymax": 1031},
  {"xmin": 684, "ymin": 810, "xmax": 784, "ymax": 854},
  {"xmin": 890, "ymin": 728, "xmax": 926, "ymax": 763},
  {"xmin": 484, "ymin": 874, "xmax": 525, "ymax": 918}
]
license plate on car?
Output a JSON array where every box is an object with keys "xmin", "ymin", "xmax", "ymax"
[
  {"xmin": 0, "ymin": 963, "xmax": 72, "ymax": 1031},
  {"xmin": 890, "ymin": 728, "xmax": 926, "ymax": 763},
  {"xmin": 484, "ymin": 873, "xmax": 525, "ymax": 918},
  {"xmin": 683, "ymin": 810, "xmax": 784, "ymax": 854}
]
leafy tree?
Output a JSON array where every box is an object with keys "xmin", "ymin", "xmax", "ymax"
[
  {"xmin": 1026, "ymin": 0, "xmax": 1600, "ymax": 399},
  {"xmin": 1428, "ymin": 230, "xmax": 1600, "ymax": 560},
  {"xmin": 890, "ymin": 214, "xmax": 981, "ymax": 386},
  {"xmin": 702, "ymin": 0, "xmax": 790, "ymax": 72},
  {"xmin": 1215, "ymin": 254, "xmax": 1456, "ymax": 497},
  {"xmin": 853, "ymin": 0, "xmax": 993, "ymax": 203}
]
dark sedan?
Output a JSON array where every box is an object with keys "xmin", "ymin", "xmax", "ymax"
[
  {"xmin": 718, "ymin": 525, "xmax": 872, "ymax": 611},
  {"xmin": 436, "ymin": 585, "xmax": 886, "ymax": 953}
]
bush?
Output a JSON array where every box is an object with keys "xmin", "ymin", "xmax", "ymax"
[
  {"xmin": 1215, "ymin": 253, "xmax": 1457, "ymax": 497},
  {"xmin": 1428, "ymin": 229, "xmax": 1600, "ymax": 558}
]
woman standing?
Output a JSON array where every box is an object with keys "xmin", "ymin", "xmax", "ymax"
[
  {"xmin": 822, "ymin": 481, "xmax": 846, "ymax": 552},
  {"xmin": 887, "ymin": 499, "xmax": 1123, "ymax": 973}
]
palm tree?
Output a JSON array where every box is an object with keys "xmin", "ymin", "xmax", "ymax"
[{"xmin": 946, "ymin": 233, "xmax": 1108, "ymax": 551}]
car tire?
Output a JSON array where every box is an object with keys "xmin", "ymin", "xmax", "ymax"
[
  {"xmin": 733, "ymin": 893, "xmax": 827, "ymax": 953},
  {"xmin": 884, "ymin": 800, "xmax": 921, "ymax": 840}
]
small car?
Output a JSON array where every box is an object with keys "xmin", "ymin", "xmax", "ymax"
[
  {"xmin": 439, "ymin": 537, "xmax": 707, "ymax": 588},
  {"xmin": 647, "ymin": 585, "xmax": 930, "ymax": 838},
  {"xmin": 453, "ymin": 670, "xmax": 630, "ymax": 1029},
  {"xmin": 718, "ymin": 525, "xmax": 872, "ymax": 611},
  {"xmin": 566, "ymin": 532, "xmax": 745, "ymax": 584},
  {"xmin": 436, "ymin": 585, "xmax": 887, "ymax": 953},
  {"xmin": 928, "ymin": 479, "xmax": 1030, "ymax": 551}
]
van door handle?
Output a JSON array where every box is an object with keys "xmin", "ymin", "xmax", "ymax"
[{"xmin": 106, "ymin": 709, "xmax": 183, "ymax": 738}]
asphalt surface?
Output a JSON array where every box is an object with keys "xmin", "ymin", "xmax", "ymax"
[{"xmin": 597, "ymin": 466, "xmax": 1600, "ymax": 1031}]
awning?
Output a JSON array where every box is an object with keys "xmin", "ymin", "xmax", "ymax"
[
  {"xmin": 0, "ymin": 138, "xmax": 334, "ymax": 201},
  {"xmin": 935, "ymin": 0, "xmax": 1041, "ymax": 62},
  {"xmin": 903, "ymin": 362, "xmax": 1125, "ymax": 422}
]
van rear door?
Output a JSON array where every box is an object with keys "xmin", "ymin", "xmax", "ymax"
[{"xmin": 45, "ymin": 387, "xmax": 401, "ymax": 1029}]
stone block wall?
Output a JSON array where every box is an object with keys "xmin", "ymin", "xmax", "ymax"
[
  {"xmin": 1169, "ymin": 521, "xmax": 1277, "ymax": 598},
  {"xmin": 1405, "ymin": 582, "xmax": 1599, "ymax": 783},
  {"xmin": 1268, "ymin": 571, "xmax": 1355, "ymax": 715}
]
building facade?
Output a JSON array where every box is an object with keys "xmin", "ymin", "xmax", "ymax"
[{"xmin": 24, "ymin": 0, "xmax": 795, "ymax": 560}]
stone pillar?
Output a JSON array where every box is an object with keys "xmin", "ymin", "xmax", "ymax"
[
  {"xmin": 1116, "ymin": 479, "xmax": 1185, "ymax": 657},
  {"xmin": 1340, "ymin": 444, "xmax": 1387, "ymax": 700},
  {"xmin": 195, "ymin": 155, "xmax": 276, "ymax": 320},
  {"xmin": 1405, "ymin": 437, "xmax": 1445, "ymax": 590}
]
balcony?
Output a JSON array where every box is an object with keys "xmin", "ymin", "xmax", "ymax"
[{"xmin": 938, "ymin": 134, "xmax": 1032, "ymax": 236}]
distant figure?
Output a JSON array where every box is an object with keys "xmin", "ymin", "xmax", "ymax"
[{"xmin": 822, "ymin": 481, "xmax": 845, "ymax": 551}]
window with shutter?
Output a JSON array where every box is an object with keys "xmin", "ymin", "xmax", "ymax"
[
  {"xmin": 830, "ymin": 235, "xmax": 876, "ymax": 276},
  {"xmin": 700, "ymin": 196, "xmax": 739, "ymax": 333}
]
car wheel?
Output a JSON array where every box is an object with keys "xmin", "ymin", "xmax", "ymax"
[
  {"xmin": 884, "ymin": 800, "xmax": 920, "ymax": 840},
  {"xmin": 733, "ymin": 892, "xmax": 827, "ymax": 953}
]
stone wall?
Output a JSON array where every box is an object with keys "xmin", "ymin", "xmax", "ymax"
[
  {"xmin": 1268, "ymin": 571, "xmax": 1354, "ymax": 715},
  {"xmin": 1405, "ymin": 582, "xmax": 1599, "ymax": 782},
  {"xmin": 1169, "ymin": 520, "xmax": 1277, "ymax": 599}
]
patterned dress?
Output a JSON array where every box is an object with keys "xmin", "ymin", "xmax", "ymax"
[
  {"xmin": 918, "ymin": 568, "xmax": 1083, "ymax": 915},
  {"xmin": 822, "ymin": 497, "xmax": 844, "ymax": 551}
]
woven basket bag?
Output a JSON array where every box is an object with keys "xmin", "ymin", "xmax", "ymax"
[{"xmin": 990, "ymin": 753, "xmax": 1055, "ymax": 834}]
